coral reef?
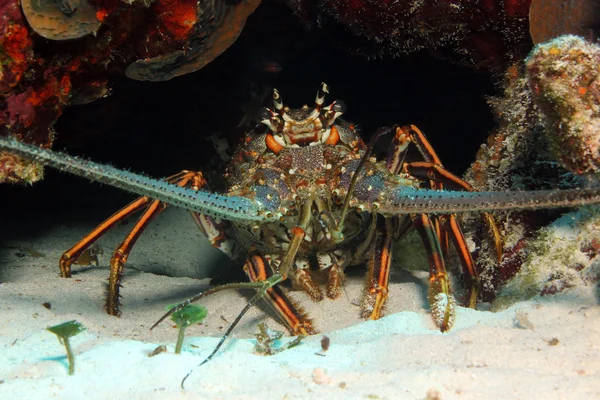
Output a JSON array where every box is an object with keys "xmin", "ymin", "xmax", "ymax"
[
  {"xmin": 529, "ymin": 0, "xmax": 600, "ymax": 44},
  {"xmin": 0, "ymin": 0, "xmax": 260, "ymax": 183},
  {"xmin": 288, "ymin": 0, "xmax": 533, "ymax": 71},
  {"xmin": 462, "ymin": 36, "xmax": 600, "ymax": 305},
  {"xmin": 526, "ymin": 35, "xmax": 600, "ymax": 175},
  {"xmin": 492, "ymin": 206, "xmax": 600, "ymax": 309}
]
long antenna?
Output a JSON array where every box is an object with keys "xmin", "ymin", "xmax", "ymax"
[
  {"xmin": 337, "ymin": 126, "xmax": 394, "ymax": 230},
  {"xmin": 150, "ymin": 274, "xmax": 284, "ymax": 388},
  {"xmin": 0, "ymin": 137, "xmax": 268, "ymax": 222}
]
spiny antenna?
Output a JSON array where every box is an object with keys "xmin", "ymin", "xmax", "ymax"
[
  {"xmin": 3, "ymin": 136, "xmax": 600, "ymax": 217},
  {"xmin": 150, "ymin": 274, "xmax": 285, "ymax": 388},
  {"xmin": 337, "ymin": 126, "xmax": 395, "ymax": 232},
  {"xmin": 378, "ymin": 186, "xmax": 600, "ymax": 214},
  {"xmin": 0, "ymin": 137, "xmax": 268, "ymax": 222}
]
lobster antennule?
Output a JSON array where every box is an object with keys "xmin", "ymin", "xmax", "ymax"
[
  {"xmin": 272, "ymin": 88, "xmax": 284, "ymax": 115},
  {"xmin": 376, "ymin": 186, "xmax": 600, "ymax": 215},
  {"xmin": 314, "ymin": 82, "xmax": 329, "ymax": 111},
  {"xmin": 0, "ymin": 137, "xmax": 268, "ymax": 222}
]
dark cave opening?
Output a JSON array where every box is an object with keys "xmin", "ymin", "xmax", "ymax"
[{"xmin": 1, "ymin": 0, "xmax": 497, "ymax": 233}]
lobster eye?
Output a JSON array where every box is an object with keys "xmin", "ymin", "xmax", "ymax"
[
  {"xmin": 322, "ymin": 100, "xmax": 346, "ymax": 127},
  {"xmin": 257, "ymin": 107, "xmax": 283, "ymax": 132},
  {"xmin": 331, "ymin": 100, "xmax": 346, "ymax": 114},
  {"xmin": 257, "ymin": 107, "xmax": 273, "ymax": 122}
]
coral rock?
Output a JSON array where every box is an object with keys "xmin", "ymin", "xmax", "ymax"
[
  {"xmin": 290, "ymin": 0, "xmax": 533, "ymax": 71},
  {"xmin": 0, "ymin": 0, "xmax": 261, "ymax": 183},
  {"xmin": 21, "ymin": 0, "xmax": 102, "ymax": 40},
  {"xmin": 527, "ymin": 35, "xmax": 600, "ymax": 175},
  {"xmin": 529, "ymin": 0, "xmax": 600, "ymax": 44}
]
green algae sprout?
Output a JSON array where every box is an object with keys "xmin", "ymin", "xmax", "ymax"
[
  {"xmin": 47, "ymin": 320, "xmax": 86, "ymax": 375},
  {"xmin": 167, "ymin": 304, "xmax": 208, "ymax": 354}
]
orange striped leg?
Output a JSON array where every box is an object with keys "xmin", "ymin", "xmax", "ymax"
[
  {"xmin": 106, "ymin": 199, "xmax": 167, "ymax": 315},
  {"xmin": 440, "ymin": 214, "xmax": 479, "ymax": 308},
  {"xmin": 295, "ymin": 258, "xmax": 324, "ymax": 301},
  {"xmin": 59, "ymin": 196, "xmax": 154, "ymax": 278},
  {"xmin": 243, "ymin": 251, "xmax": 316, "ymax": 335},
  {"xmin": 412, "ymin": 214, "xmax": 455, "ymax": 332},
  {"xmin": 386, "ymin": 126, "xmax": 450, "ymax": 259},
  {"xmin": 403, "ymin": 160, "xmax": 503, "ymax": 260},
  {"xmin": 105, "ymin": 171, "xmax": 208, "ymax": 315},
  {"xmin": 60, "ymin": 170, "xmax": 208, "ymax": 316},
  {"xmin": 363, "ymin": 215, "xmax": 394, "ymax": 320},
  {"xmin": 394, "ymin": 125, "xmax": 502, "ymax": 259}
]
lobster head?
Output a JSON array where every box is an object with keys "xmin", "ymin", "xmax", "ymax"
[{"xmin": 257, "ymin": 83, "xmax": 347, "ymax": 149}]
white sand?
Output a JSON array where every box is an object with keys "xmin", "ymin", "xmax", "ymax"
[{"xmin": 1, "ymin": 207, "xmax": 599, "ymax": 399}]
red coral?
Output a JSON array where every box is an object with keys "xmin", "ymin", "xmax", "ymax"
[
  {"xmin": 154, "ymin": 0, "xmax": 199, "ymax": 42},
  {"xmin": 0, "ymin": 0, "xmax": 261, "ymax": 183},
  {"xmin": 0, "ymin": 1, "xmax": 34, "ymax": 93}
]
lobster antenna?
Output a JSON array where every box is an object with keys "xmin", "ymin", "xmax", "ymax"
[
  {"xmin": 378, "ymin": 186, "xmax": 600, "ymax": 214},
  {"xmin": 3, "ymin": 137, "xmax": 600, "ymax": 216},
  {"xmin": 180, "ymin": 301, "xmax": 253, "ymax": 388},
  {"xmin": 337, "ymin": 126, "xmax": 395, "ymax": 230},
  {"xmin": 0, "ymin": 137, "xmax": 269, "ymax": 222},
  {"xmin": 150, "ymin": 274, "xmax": 284, "ymax": 388}
]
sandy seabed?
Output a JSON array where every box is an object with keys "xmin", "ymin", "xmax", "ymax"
[{"xmin": 1, "ymin": 206, "xmax": 599, "ymax": 400}]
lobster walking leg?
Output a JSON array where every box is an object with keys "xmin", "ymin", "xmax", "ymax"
[
  {"xmin": 59, "ymin": 170, "xmax": 219, "ymax": 316},
  {"xmin": 439, "ymin": 215, "xmax": 479, "ymax": 308},
  {"xmin": 363, "ymin": 215, "xmax": 395, "ymax": 320},
  {"xmin": 243, "ymin": 250, "xmax": 316, "ymax": 335},
  {"xmin": 403, "ymin": 159, "xmax": 503, "ymax": 260},
  {"xmin": 412, "ymin": 213, "xmax": 455, "ymax": 331},
  {"xmin": 385, "ymin": 125, "xmax": 478, "ymax": 327},
  {"xmin": 389, "ymin": 125, "xmax": 502, "ymax": 308},
  {"xmin": 398, "ymin": 125, "xmax": 502, "ymax": 257}
]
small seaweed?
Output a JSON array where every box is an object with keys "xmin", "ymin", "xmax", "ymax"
[
  {"xmin": 167, "ymin": 304, "xmax": 208, "ymax": 354},
  {"xmin": 46, "ymin": 320, "xmax": 86, "ymax": 375},
  {"xmin": 254, "ymin": 322, "xmax": 305, "ymax": 355}
]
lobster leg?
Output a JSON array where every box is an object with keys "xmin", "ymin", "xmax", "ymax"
[
  {"xmin": 403, "ymin": 159, "xmax": 503, "ymax": 260},
  {"xmin": 384, "ymin": 125, "xmax": 469, "ymax": 326},
  {"xmin": 387, "ymin": 125, "xmax": 450, "ymax": 259},
  {"xmin": 439, "ymin": 215, "xmax": 479, "ymax": 308},
  {"xmin": 412, "ymin": 214, "xmax": 455, "ymax": 331},
  {"xmin": 362, "ymin": 215, "xmax": 394, "ymax": 320},
  {"xmin": 59, "ymin": 170, "xmax": 228, "ymax": 316},
  {"xmin": 397, "ymin": 125, "xmax": 502, "ymax": 258},
  {"xmin": 389, "ymin": 125, "xmax": 501, "ymax": 308},
  {"xmin": 392, "ymin": 125, "xmax": 502, "ymax": 247},
  {"xmin": 243, "ymin": 250, "xmax": 316, "ymax": 335},
  {"xmin": 403, "ymin": 160, "xmax": 499, "ymax": 307}
]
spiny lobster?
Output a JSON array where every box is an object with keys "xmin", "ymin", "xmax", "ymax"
[{"xmin": 2, "ymin": 83, "xmax": 600, "ymax": 339}]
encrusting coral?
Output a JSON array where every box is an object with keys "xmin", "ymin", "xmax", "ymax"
[
  {"xmin": 527, "ymin": 35, "xmax": 600, "ymax": 175},
  {"xmin": 0, "ymin": 0, "xmax": 260, "ymax": 184},
  {"xmin": 492, "ymin": 206, "xmax": 600, "ymax": 309},
  {"xmin": 462, "ymin": 35, "xmax": 600, "ymax": 307}
]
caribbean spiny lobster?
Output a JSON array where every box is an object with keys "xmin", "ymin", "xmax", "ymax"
[{"xmin": 2, "ymin": 83, "xmax": 600, "ymax": 340}]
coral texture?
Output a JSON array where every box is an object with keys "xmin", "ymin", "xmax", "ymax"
[
  {"xmin": 463, "ymin": 44, "xmax": 598, "ymax": 305},
  {"xmin": 527, "ymin": 35, "xmax": 600, "ymax": 175},
  {"xmin": 529, "ymin": 0, "xmax": 600, "ymax": 44},
  {"xmin": 0, "ymin": 0, "xmax": 260, "ymax": 183},
  {"xmin": 493, "ymin": 206, "xmax": 600, "ymax": 310},
  {"xmin": 289, "ymin": 0, "xmax": 533, "ymax": 71}
]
